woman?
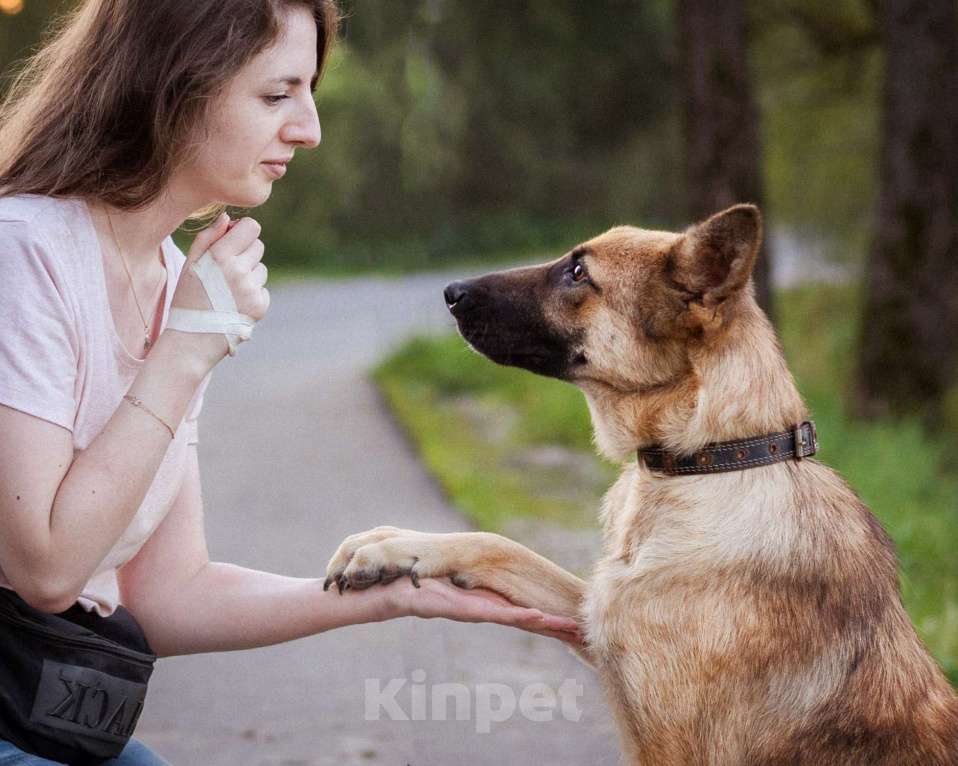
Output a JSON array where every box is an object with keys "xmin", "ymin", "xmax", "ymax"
[{"xmin": 0, "ymin": 2, "xmax": 579, "ymax": 763}]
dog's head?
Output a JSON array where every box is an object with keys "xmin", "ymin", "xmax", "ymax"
[{"xmin": 445, "ymin": 205, "xmax": 801, "ymax": 458}]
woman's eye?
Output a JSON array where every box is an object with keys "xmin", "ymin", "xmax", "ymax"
[
  {"xmin": 571, "ymin": 262, "xmax": 587, "ymax": 282},
  {"xmin": 263, "ymin": 94, "xmax": 289, "ymax": 105}
]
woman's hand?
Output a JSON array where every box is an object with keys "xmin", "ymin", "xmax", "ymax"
[
  {"xmin": 381, "ymin": 576, "xmax": 584, "ymax": 646},
  {"xmin": 166, "ymin": 213, "xmax": 270, "ymax": 365}
]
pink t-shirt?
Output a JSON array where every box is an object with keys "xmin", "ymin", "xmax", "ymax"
[{"xmin": 0, "ymin": 194, "xmax": 210, "ymax": 616}]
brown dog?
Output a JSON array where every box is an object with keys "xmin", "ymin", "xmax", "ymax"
[{"xmin": 325, "ymin": 205, "xmax": 958, "ymax": 764}]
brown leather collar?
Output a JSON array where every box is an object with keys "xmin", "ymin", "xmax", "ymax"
[{"xmin": 638, "ymin": 421, "xmax": 819, "ymax": 476}]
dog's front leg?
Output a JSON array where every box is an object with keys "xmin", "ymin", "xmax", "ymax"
[{"xmin": 324, "ymin": 526, "xmax": 587, "ymax": 625}]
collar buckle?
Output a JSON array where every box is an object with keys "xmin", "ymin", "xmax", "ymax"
[{"xmin": 794, "ymin": 420, "xmax": 818, "ymax": 460}]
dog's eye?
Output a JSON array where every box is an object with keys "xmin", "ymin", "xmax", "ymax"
[{"xmin": 571, "ymin": 262, "xmax": 587, "ymax": 282}]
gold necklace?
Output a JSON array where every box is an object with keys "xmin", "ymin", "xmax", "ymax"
[{"xmin": 105, "ymin": 211, "xmax": 165, "ymax": 352}]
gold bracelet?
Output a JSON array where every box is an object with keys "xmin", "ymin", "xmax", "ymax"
[{"xmin": 123, "ymin": 394, "xmax": 175, "ymax": 440}]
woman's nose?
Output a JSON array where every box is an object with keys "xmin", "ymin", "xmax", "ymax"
[{"xmin": 283, "ymin": 98, "xmax": 321, "ymax": 148}]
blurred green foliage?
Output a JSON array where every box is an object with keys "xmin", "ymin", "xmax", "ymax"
[
  {"xmin": 1, "ymin": 0, "xmax": 883, "ymax": 272},
  {"xmin": 259, "ymin": 0, "xmax": 682, "ymax": 271},
  {"xmin": 753, "ymin": 0, "xmax": 881, "ymax": 266}
]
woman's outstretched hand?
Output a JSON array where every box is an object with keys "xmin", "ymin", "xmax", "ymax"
[{"xmin": 380, "ymin": 576, "xmax": 584, "ymax": 646}]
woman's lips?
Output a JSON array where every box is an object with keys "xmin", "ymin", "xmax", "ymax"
[{"xmin": 261, "ymin": 161, "xmax": 288, "ymax": 179}]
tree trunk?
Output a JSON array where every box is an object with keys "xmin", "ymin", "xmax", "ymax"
[
  {"xmin": 855, "ymin": 0, "xmax": 958, "ymax": 422},
  {"xmin": 678, "ymin": 0, "xmax": 773, "ymax": 317}
]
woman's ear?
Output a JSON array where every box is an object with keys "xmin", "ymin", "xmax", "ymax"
[{"xmin": 671, "ymin": 204, "xmax": 763, "ymax": 308}]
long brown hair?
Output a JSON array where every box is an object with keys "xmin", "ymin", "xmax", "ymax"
[{"xmin": 0, "ymin": 0, "xmax": 339, "ymax": 210}]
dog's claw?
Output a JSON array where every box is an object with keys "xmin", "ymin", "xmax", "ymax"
[
  {"xmin": 323, "ymin": 576, "xmax": 332, "ymax": 592},
  {"xmin": 410, "ymin": 570, "xmax": 420, "ymax": 588}
]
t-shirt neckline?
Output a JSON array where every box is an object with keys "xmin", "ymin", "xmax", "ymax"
[{"xmin": 78, "ymin": 198, "xmax": 176, "ymax": 367}]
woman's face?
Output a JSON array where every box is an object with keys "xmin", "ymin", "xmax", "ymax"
[{"xmin": 178, "ymin": 6, "xmax": 322, "ymax": 209}]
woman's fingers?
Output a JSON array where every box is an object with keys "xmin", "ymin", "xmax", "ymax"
[
  {"xmin": 531, "ymin": 612, "xmax": 580, "ymax": 633},
  {"xmin": 473, "ymin": 603, "xmax": 583, "ymax": 645},
  {"xmin": 207, "ymin": 217, "xmax": 262, "ymax": 262},
  {"xmin": 509, "ymin": 608, "xmax": 579, "ymax": 636},
  {"xmin": 404, "ymin": 579, "xmax": 583, "ymax": 644},
  {"xmin": 225, "ymin": 239, "xmax": 266, "ymax": 276},
  {"xmin": 185, "ymin": 212, "xmax": 231, "ymax": 262},
  {"xmin": 532, "ymin": 628, "xmax": 585, "ymax": 645},
  {"xmin": 178, "ymin": 216, "xmax": 270, "ymax": 321},
  {"xmin": 251, "ymin": 262, "xmax": 268, "ymax": 287},
  {"xmin": 165, "ymin": 213, "xmax": 269, "ymax": 362},
  {"xmin": 260, "ymin": 287, "xmax": 271, "ymax": 315},
  {"xmin": 447, "ymin": 586, "xmax": 511, "ymax": 608},
  {"xmin": 445, "ymin": 586, "xmax": 578, "ymax": 630}
]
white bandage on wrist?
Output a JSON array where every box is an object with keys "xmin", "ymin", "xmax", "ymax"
[{"xmin": 166, "ymin": 252, "xmax": 257, "ymax": 356}]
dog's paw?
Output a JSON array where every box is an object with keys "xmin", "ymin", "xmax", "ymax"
[
  {"xmin": 339, "ymin": 538, "xmax": 424, "ymax": 591},
  {"xmin": 323, "ymin": 527, "xmax": 419, "ymax": 593},
  {"xmin": 324, "ymin": 529, "xmax": 465, "ymax": 594}
]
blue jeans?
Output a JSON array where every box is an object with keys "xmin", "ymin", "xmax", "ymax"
[{"xmin": 0, "ymin": 739, "xmax": 168, "ymax": 765}]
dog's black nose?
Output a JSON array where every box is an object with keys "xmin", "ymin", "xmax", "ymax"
[{"xmin": 444, "ymin": 280, "xmax": 469, "ymax": 309}]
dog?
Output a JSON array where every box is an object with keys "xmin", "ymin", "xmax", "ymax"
[{"xmin": 325, "ymin": 205, "xmax": 958, "ymax": 764}]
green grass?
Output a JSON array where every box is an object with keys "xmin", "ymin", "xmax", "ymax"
[
  {"xmin": 375, "ymin": 335, "xmax": 612, "ymax": 530},
  {"xmin": 374, "ymin": 283, "xmax": 958, "ymax": 673}
]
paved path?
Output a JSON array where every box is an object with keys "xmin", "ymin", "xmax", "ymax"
[{"xmin": 136, "ymin": 273, "xmax": 621, "ymax": 765}]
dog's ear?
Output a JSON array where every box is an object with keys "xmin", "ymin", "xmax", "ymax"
[{"xmin": 668, "ymin": 204, "xmax": 762, "ymax": 327}]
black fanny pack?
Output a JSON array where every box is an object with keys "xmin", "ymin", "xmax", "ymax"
[{"xmin": 0, "ymin": 588, "xmax": 156, "ymax": 765}]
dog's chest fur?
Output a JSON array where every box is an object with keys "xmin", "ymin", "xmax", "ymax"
[
  {"xmin": 584, "ymin": 461, "xmax": 806, "ymax": 640},
  {"xmin": 577, "ymin": 458, "xmax": 943, "ymax": 763}
]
